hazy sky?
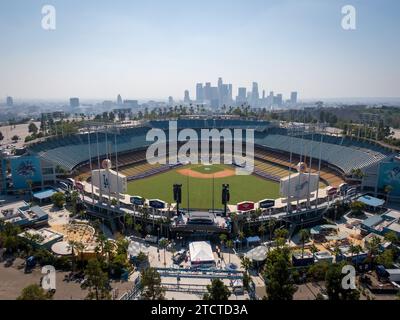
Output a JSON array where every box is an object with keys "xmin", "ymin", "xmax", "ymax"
[{"xmin": 0, "ymin": 0, "xmax": 399, "ymax": 101}]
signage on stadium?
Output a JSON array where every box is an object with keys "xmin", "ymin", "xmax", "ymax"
[
  {"xmin": 237, "ymin": 201, "xmax": 255, "ymax": 212},
  {"xmin": 130, "ymin": 196, "xmax": 145, "ymax": 206},
  {"xmin": 149, "ymin": 199, "xmax": 166, "ymax": 209},
  {"xmin": 259, "ymin": 199, "xmax": 275, "ymax": 209}
]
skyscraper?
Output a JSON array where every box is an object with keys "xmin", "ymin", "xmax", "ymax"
[
  {"xmin": 290, "ymin": 92, "xmax": 298, "ymax": 104},
  {"xmin": 117, "ymin": 94, "xmax": 123, "ymax": 106},
  {"xmin": 236, "ymin": 87, "xmax": 247, "ymax": 104},
  {"xmin": 251, "ymin": 82, "xmax": 259, "ymax": 107},
  {"xmin": 204, "ymin": 82, "xmax": 211, "ymax": 101},
  {"xmin": 6, "ymin": 96, "xmax": 13, "ymax": 107},
  {"xmin": 70, "ymin": 97, "xmax": 80, "ymax": 108},
  {"xmin": 184, "ymin": 90, "xmax": 191, "ymax": 104},
  {"xmin": 168, "ymin": 96, "xmax": 174, "ymax": 106},
  {"xmin": 196, "ymin": 83, "xmax": 204, "ymax": 103}
]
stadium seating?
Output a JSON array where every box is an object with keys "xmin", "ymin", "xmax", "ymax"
[{"xmin": 27, "ymin": 120, "xmax": 393, "ymax": 179}]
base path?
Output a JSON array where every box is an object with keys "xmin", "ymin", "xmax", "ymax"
[{"xmin": 177, "ymin": 167, "xmax": 236, "ymax": 179}]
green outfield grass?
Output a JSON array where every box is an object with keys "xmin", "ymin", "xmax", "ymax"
[{"xmin": 127, "ymin": 164, "xmax": 280, "ymax": 209}]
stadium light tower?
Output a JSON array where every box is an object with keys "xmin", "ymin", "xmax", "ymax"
[
  {"xmin": 173, "ymin": 184, "xmax": 182, "ymax": 215},
  {"xmin": 222, "ymin": 184, "xmax": 230, "ymax": 217}
]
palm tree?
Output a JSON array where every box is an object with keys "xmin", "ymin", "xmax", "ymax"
[
  {"xmin": 226, "ymin": 240, "xmax": 233, "ymax": 264},
  {"xmin": 258, "ymin": 224, "xmax": 266, "ymax": 241},
  {"xmin": 299, "ymin": 229, "xmax": 310, "ymax": 258},
  {"xmin": 68, "ymin": 240, "xmax": 78, "ymax": 272},
  {"xmin": 274, "ymin": 228, "xmax": 288, "ymax": 249},
  {"xmin": 159, "ymin": 239, "xmax": 169, "ymax": 267},
  {"xmin": 268, "ymin": 218, "xmax": 277, "ymax": 242},
  {"xmin": 240, "ymin": 256, "xmax": 252, "ymax": 274},
  {"xmin": 75, "ymin": 242, "xmax": 85, "ymax": 267},
  {"xmin": 238, "ymin": 231, "xmax": 245, "ymax": 251},
  {"xmin": 219, "ymin": 234, "xmax": 227, "ymax": 248},
  {"xmin": 26, "ymin": 180, "xmax": 33, "ymax": 203},
  {"xmin": 384, "ymin": 185, "xmax": 393, "ymax": 203}
]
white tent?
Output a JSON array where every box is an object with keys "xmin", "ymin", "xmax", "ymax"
[{"xmin": 189, "ymin": 241, "xmax": 215, "ymax": 267}]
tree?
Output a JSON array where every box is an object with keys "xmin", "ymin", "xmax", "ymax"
[
  {"xmin": 83, "ymin": 259, "xmax": 111, "ymax": 300},
  {"xmin": 263, "ymin": 247, "xmax": 296, "ymax": 300},
  {"xmin": 226, "ymin": 240, "xmax": 233, "ymax": 264},
  {"xmin": 51, "ymin": 192, "xmax": 66, "ymax": 208},
  {"xmin": 384, "ymin": 231, "xmax": 399, "ymax": 244},
  {"xmin": 350, "ymin": 201, "xmax": 365, "ymax": 217},
  {"xmin": 28, "ymin": 122, "xmax": 38, "ymax": 134},
  {"xmin": 307, "ymin": 261, "xmax": 329, "ymax": 281},
  {"xmin": 258, "ymin": 224, "xmax": 266, "ymax": 241},
  {"xmin": 219, "ymin": 234, "xmax": 227, "ymax": 247},
  {"xmin": 159, "ymin": 238, "xmax": 169, "ymax": 267},
  {"xmin": 325, "ymin": 263, "xmax": 360, "ymax": 300},
  {"xmin": 17, "ymin": 284, "xmax": 52, "ymax": 300},
  {"xmin": 274, "ymin": 228, "xmax": 288, "ymax": 248},
  {"xmin": 384, "ymin": 185, "xmax": 393, "ymax": 203},
  {"xmin": 376, "ymin": 249, "xmax": 395, "ymax": 268},
  {"xmin": 299, "ymin": 229, "xmax": 310, "ymax": 258},
  {"xmin": 70, "ymin": 191, "xmax": 80, "ymax": 215},
  {"xmin": 11, "ymin": 135, "xmax": 19, "ymax": 142},
  {"xmin": 140, "ymin": 267, "xmax": 165, "ymax": 300},
  {"xmin": 0, "ymin": 222, "xmax": 21, "ymax": 252},
  {"xmin": 203, "ymin": 279, "xmax": 231, "ymax": 300}
]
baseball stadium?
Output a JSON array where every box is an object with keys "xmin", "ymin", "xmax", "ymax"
[{"xmin": 1, "ymin": 118, "xmax": 399, "ymax": 237}]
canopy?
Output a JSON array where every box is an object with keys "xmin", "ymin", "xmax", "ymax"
[
  {"xmin": 245, "ymin": 245, "xmax": 268, "ymax": 262},
  {"xmin": 358, "ymin": 195, "xmax": 385, "ymax": 208},
  {"xmin": 189, "ymin": 241, "xmax": 214, "ymax": 264},
  {"xmin": 33, "ymin": 188, "xmax": 57, "ymax": 201},
  {"xmin": 246, "ymin": 236, "xmax": 261, "ymax": 243},
  {"xmin": 127, "ymin": 241, "xmax": 148, "ymax": 258}
]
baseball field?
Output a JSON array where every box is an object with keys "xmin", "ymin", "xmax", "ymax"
[{"xmin": 127, "ymin": 164, "xmax": 281, "ymax": 209}]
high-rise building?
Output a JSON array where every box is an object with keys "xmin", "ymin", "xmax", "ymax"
[
  {"xmin": 290, "ymin": 92, "xmax": 298, "ymax": 104},
  {"xmin": 204, "ymin": 82, "xmax": 211, "ymax": 101},
  {"xmin": 117, "ymin": 94, "xmax": 123, "ymax": 106},
  {"xmin": 168, "ymin": 96, "xmax": 174, "ymax": 106},
  {"xmin": 184, "ymin": 90, "xmax": 191, "ymax": 104},
  {"xmin": 70, "ymin": 97, "xmax": 80, "ymax": 108},
  {"xmin": 196, "ymin": 83, "xmax": 204, "ymax": 102},
  {"xmin": 274, "ymin": 94, "xmax": 283, "ymax": 107},
  {"xmin": 236, "ymin": 87, "xmax": 247, "ymax": 104},
  {"xmin": 6, "ymin": 96, "xmax": 13, "ymax": 107},
  {"xmin": 251, "ymin": 82, "xmax": 259, "ymax": 107}
]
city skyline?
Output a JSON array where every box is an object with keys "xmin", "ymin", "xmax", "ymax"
[{"xmin": 0, "ymin": 0, "xmax": 400, "ymax": 100}]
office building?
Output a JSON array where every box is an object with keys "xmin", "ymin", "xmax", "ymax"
[
  {"xmin": 290, "ymin": 91, "xmax": 298, "ymax": 104},
  {"xmin": 184, "ymin": 90, "xmax": 191, "ymax": 104},
  {"xmin": 69, "ymin": 97, "xmax": 80, "ymax": 108},
  {"xmin": 251, "ymin": 82, "xmax": 259, "ymax": 107},
  {"xmin": 6, "ymin": 96, "xmax": 13, "ymax": 107},
  {"xmin": 168, "ymin": 96, "xmax": 174, "ymax": 106},
  {"xmin": 123, "ymin": 100, "xmax": 139, "ymax": 108},
  {"xmin": 196, "ymin": 83, "xmax": 204, "ymax": 103},
  {"xmin": 117, "ymin": 94, "xmax": 123, "ymax": 106},
  {"xmin": 204, "ymin": 82, "xmax": 211, "ymax": 101},
  {"xmin": 236, "ymin": 87, "xmax": 247, "ymax": 104}
]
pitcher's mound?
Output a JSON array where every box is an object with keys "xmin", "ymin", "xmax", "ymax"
[{"xmin": 177, "ymin": 167, "xmax": 236, "ymax": 179}]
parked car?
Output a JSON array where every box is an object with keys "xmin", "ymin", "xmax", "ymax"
[{"xmin": 173, "ymin": 249, "xmax": 186, "ymax": 264}]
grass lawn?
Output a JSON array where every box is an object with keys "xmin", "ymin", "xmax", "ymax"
[{"xmin": 127, "ymin": 164, "xmax": 280, "ymax": 209}]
